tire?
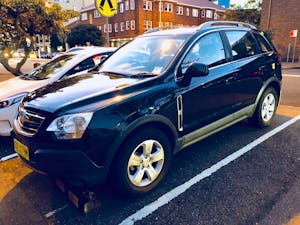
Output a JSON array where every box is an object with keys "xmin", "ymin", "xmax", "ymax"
[
  {"xmin": 251, "ymin": 87, "xmax": 278, "ymax": 128},
  {"xmin": 110, "ymin": 128, "xmax": 171, "ymax": 196}
]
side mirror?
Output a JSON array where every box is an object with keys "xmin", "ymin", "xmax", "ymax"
[{"xmin": 184, "ymin": 62, "xmax": 209, "ymax": 80}]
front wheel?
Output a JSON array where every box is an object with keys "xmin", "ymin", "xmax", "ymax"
[
  {"xmin": 251, "ymin": 87, "xmax": 278, "ymax": 127},
  {"xmin": 111, "ymin": 128, "xmax": 171, "ymax": 196}
]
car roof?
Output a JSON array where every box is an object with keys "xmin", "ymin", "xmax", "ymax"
[
  {"xmin": 65, "ymin": 47, "xmax": 116, "ymax": 57},
  {"xmin": 66, "ymin": 46, "xmax": 116, "ymax": 53},
  {"xmin": 141, "ymin": 21, "xmax": 257, "ymax": 37}
]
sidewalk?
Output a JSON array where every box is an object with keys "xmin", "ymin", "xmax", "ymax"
[{"xmin": 282, "ymin": 62, "xmax": 300, "ymax": 69}]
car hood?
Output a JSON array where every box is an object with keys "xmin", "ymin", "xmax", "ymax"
[
  {"xmin": 0, "ymin": 77, "xmax": 47, "ymax": 101},
  {"xmin": 22, "ymin": 73, "xmax": 143, "ymax": 113}
]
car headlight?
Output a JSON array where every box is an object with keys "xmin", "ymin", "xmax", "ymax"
[
  {"xmin": 0, "ymin": 92, "xmax": 28, "ymax": 109},
  {"xmin": 46, "ymin": 112, "xmax": 93, "ymax": 139}
]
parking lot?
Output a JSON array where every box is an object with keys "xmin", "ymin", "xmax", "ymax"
[{"xmin": 0, "ymin": 69, "xmax": 300, "ymax": 225}]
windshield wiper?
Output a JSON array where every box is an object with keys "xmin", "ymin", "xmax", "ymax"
[{"xmin": 130, "ymin": 72, "xmax": 157, "ymax": 78}]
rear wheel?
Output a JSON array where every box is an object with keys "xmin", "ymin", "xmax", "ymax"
[
  {"xmin": 251, "ymin": 87, "xmax": 278, "ymax": 127},
  {"xmin": 111, "ymin": 128, "xmax": 171, "ymax": 196}
]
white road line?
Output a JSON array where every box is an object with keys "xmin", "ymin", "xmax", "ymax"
[
  {"xmin": 283, "ymin": 74, "xmax": 300, "ymax": 78},
  {"xmin": 120, "ymin": 115, "xmax": 300, "ymax": 225},
  {"xmin": 0, "ymin": 153, "xmax": 18, "ymax": 162},
  {"xmin": 44, "ymin": 204, "xmax": 69, "ymax": 218}
]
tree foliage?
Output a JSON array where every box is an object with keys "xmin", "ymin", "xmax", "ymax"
[
  {"xmin": 67, "ymin": 24, "xmax": 105, "ymax": 48},
  {"xmin": 221, "ymin": 0, "xmax": 262, "ymax": 28},
  {"xmin": 0, "ymin": 0, "xmax": 78, "ymax": 76}
]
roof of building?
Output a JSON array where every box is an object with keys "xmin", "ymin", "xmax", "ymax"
[
  {"xmin": 80, "ymin": 0, "xmax": 225, "ymax": 12},
  {"xmin": 176, "ymin": 0, "xmax": 225, "ymax": 11}
]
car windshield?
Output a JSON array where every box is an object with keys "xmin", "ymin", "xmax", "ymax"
[
  {"xmin": 100, "ymin": 35, "xmax": 188, "ymax": 77},
  {"xmin": 21, "ymin": 54, "xmax": 77, "ymax": 80}
]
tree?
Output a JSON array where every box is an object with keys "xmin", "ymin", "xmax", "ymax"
[
  {"xmin": 221, "ymin": 0, "xmax": 262, "ymax": 27},
  {"xmin": 67, "ymin": 24, "xmax": 105, "ymax": 48},
  {"xmin": 0, "ymin": 0, "xmax": 78, "ymax": 76}
]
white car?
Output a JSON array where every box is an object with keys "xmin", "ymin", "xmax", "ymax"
[{"xmin": 0, "ymin": 47, "xmax": 116, "ymax": 136}]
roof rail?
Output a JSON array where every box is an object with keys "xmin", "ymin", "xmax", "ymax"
[
  {"xmin": 198, "ymin": 20, "xmax": 257, "ymax": 30},
  {"xmin": 144, "ymin": 26, "xmax": 183, "ymax": 34}
]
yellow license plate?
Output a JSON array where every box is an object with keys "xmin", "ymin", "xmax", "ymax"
[{"xmin": 14, "ymin": 139, "xmax": 29, "ymax": 161}]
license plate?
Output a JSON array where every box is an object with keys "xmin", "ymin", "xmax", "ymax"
[{"xmin": 14, "ymin": 139, "xmax": 29, "ymax": 161}]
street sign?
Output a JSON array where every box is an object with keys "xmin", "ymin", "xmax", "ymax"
[
  {"xmin": 289, "ymin": 29, "xmax": 298, "ymax": 38},
  {"xmin": 95, "ymin": 0, "xmax": 117, "ymax": 17}
]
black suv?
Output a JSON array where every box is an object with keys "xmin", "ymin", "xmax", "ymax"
[{"xmin": 13, "ymin": 21, "xmax": 282, "ymax": 195}]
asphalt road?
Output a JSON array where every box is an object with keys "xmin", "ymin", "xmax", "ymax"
[{"xmin": 0, "ymin": 70, "xmax": 299, "ymax": 225}]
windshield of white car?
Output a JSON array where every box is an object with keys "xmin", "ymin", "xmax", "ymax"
[
  {"xmin": 99, "ymin": 35, "xmax": 188, "ymax": 77},
  {"xmin": 20, "ymin": 54, "xmax": 77, "ymax": 80}
]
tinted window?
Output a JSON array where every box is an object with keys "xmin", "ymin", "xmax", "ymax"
[
  {"xmin": 181, "ymin": 32, "xmax": 226, "ymax": 73},
  {"xmin": 225, "ymin": 31, "xmax": 258, "ymax": 60},
  {"xmin": 67, "ymin": 57, "xmax": 96, "ymax": 75},
  {"xmin": 253, "ymin": 33, "xmax": 273, "ymax": 53},
  {"xmin": 20, "ymin": 54, "xmax": 76, "ymax": 80}
]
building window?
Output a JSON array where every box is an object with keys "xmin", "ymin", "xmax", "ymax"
[
  {"xmin": 126, "ymin": 21, "xmax": 130, "ymax": 30},
  {"xmin": 130, "ymin": 0, "xmax": 135, "ymax": 10},
  {"xmin": 177, "ymin": 6, "xmax": 183, "ymax": 15},
  {"xmin": 114, "ymin": 23, "xmax": 118, "ymax": 32},
  {"xmin": 186, "ymin": 8, "xmax": 190, "ymax": 16},
  {"xmin": 164, "ymin": 21, "xmax": 173, "ymax": 26},
  {"xmin": 143, "ymin": 0, "xmax": 152, "ymax": 10},
  {"xmin": 125, "ymin": 0, "xmax": 129, "ymax": 10},
  {"xmin": 165, "ymin": 3, "xmax": 173, "ymax": 12},
  {"xmin": 131, "ymin": 20, "xmax": 135, "ymax": 30},
  {"xmin": 192, "ymin": 9, "xmax": 198, "ymax": 17},
  {"xmin": 206, "ymin": 10, "xmax": 213, "ymax": 18},
  {"xmin": 214, "ymin": 12, "xmax": 218, "ymax": 20},
  {"xmin": 108, "ymin": 24, "xmax": 112, "ymax": 33},
  {"xmin": 97, "ymin": 26, "xmax": 101, "ymax": 31},
  {"xmin": 201, "ymin": 9, "xmax": 205, "ymax": 18},
  {"xmin": 120, "ymin": 3, "xmax": 124, "ymax": 13},
  {"xmin": 159, "ymin": 1, "xmax": 163, "ymax": 11},
  {"xmin": 81, "ymin": 12, "xmax": 88, "ymax": 21},
  {"xmin": 120, "ymin": 22, "xmax": 125, "ymax": 31},
  {"xmin": 93, "ymin": 10, "xmax": 100, "ymax": 18},
  {"xmin": 144, "ymin": 20, "xmax": 152, "ymax": 31}
]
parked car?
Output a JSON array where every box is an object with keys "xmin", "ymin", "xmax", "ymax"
[
  {"xmin": 0, "ymin": 47, "xmax": 115, "ymax": 136},
  {"xmin": 13, "ymin": 21, "xmax": 282, "ymax": 196}
]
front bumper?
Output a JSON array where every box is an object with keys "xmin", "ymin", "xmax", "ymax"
[
  {"xmin": 18, "ymin": 147, "xmax": 107, "ymax": 186},
  {"xmin": 0, "ymin": 103, "xmax": 19, "ymax": 136},
  {"xmin": 13, "ymin": 130, "xmax": 110, "ymax": 187}
]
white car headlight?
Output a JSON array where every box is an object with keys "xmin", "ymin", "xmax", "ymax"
[
  {"xmin": 46, "ymin": 112, "xmax": 93, "ymax": 139},
  {"xmin": 0, "ymin": 92, "xmax": 28, "ymax": 109}
]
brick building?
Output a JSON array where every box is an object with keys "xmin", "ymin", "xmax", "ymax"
[
  {"xmin": 260, "ymin": 0, "xmax": 300, "ymax": 62},
  {"xmin": 71, "ymin": 0, "xmax": 225, "ymax": 47}
]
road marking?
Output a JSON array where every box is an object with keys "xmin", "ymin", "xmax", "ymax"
[
  {"xmin": 120, "ymin": 115, "xmax": 300, "ymax": 225},
  {"xmin": 0, "ymin": 153, "xmax": 18, "ymax": 162},
  {"xmin": 283, "ymin": 74, "xmax": 300, "ymax": 78},
  {"xmin": 44, "ymin": 204, "xmax": 69, "ymax": 218}
]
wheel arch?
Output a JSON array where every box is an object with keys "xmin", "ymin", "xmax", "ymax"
[{"xmin": 104, "ymin": 114, "xmax": 178, "ymax": 176}]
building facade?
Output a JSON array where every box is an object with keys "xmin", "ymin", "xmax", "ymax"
[
  {"xmin": 260, "ymin": 0, "xmax": 300, "ymax": 62},
  {"xmin": 72, "ymin": 0, "xmax": 225, "ymax": 47}
]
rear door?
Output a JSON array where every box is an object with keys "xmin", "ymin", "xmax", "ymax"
[{"xmin": 223, "ymin": 30, "xmax": 264, "ymax": 111}]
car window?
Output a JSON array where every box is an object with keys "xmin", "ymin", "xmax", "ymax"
[
  {"xmin": 181, "ymin": 32, "xmax": 226, "ymax": 73},
  {"xmin": 225, "ymin": 31, "xmax": 258, "ymax": 60},
  {"xmin": 253, "ymin": 33, "xmax": 273, "ymax": 53},
  {"xmin": 66, "ymin": 57, "xmax": 96, "ymax": 76},
  {"xmin": 100, "ymin": 35, "xmax": 187, "ymax": 76},
  {"xmin": 20, "ymin": 54, "xmax": 76, "ymax": 80}
]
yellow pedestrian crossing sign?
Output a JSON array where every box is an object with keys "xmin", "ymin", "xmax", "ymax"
[{"xmin": 95, "ymin": 0, "xmax": 117, "ymax": 17}]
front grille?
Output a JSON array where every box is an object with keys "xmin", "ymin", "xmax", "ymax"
[{"xmin": 17, "ymin": 107, "xmax": 45, "ymax": 135}]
